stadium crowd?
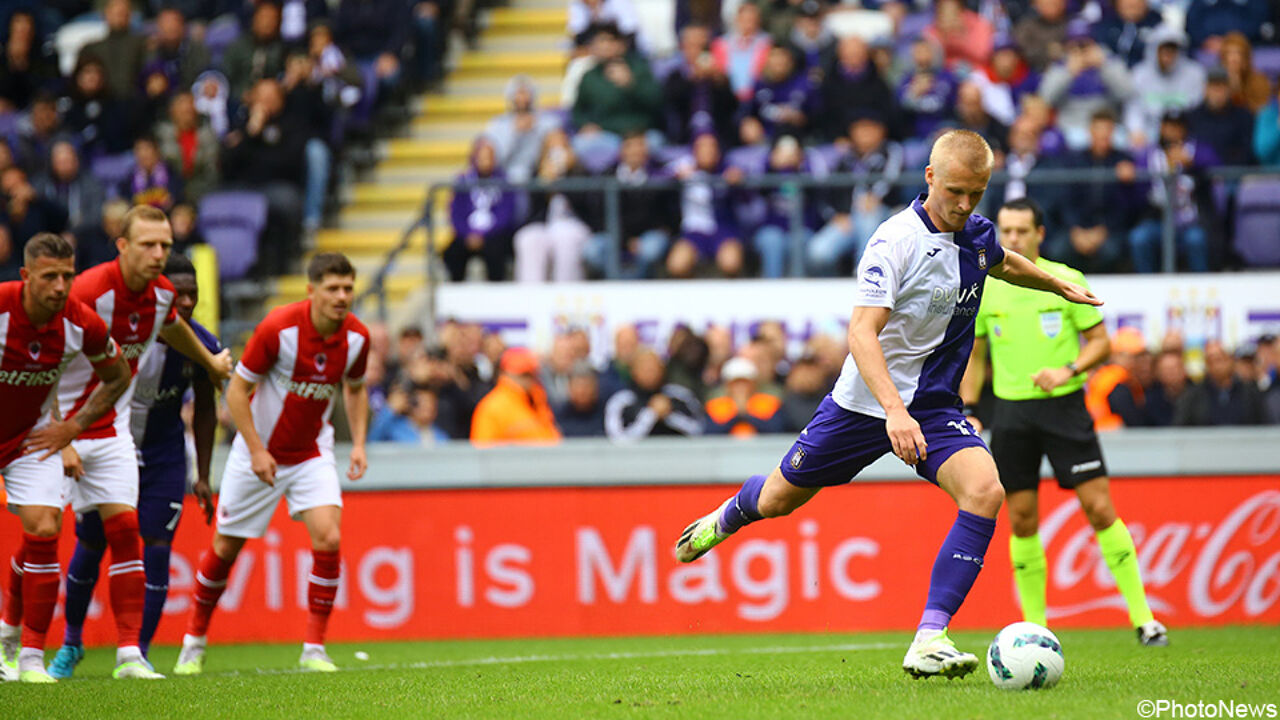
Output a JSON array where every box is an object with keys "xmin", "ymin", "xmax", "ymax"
[
  {"xmin": 453, "ymin": 0, "xmax": 1280, "ymax": 281},
  {"xmin": 0, "ymin": 0, "xmax": 473, "ymax": 281},
  {"xmin": 350, "ymin": 320, "xmax": 1280, "ymax": 445}
]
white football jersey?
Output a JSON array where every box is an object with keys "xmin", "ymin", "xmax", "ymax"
[{"xmin": 831, "ymin": 194, "xmax": 1005, "ymax": 418}]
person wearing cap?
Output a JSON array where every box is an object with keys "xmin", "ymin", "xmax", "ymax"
[
  {"xmin": 960, "ymin": 196, "xmax": 1169, "ymax": 647},
  {"xmin": 571, "ymin": 22, "xmax": 664, "ymax": 160},
  {"xmin": 1128, "ymin": 111, "xmax": 1216, "ymax": 273},
  {"xmin": 706, "ymin": 356, "xmax": 785, "ymax": 436},
  {"xmin": 786, "ymin": 0, "xmax": 834, "ymax": 86},
  {"xmin": 1083, "ymin": 324, "xmax": 1148, "ymax": 430},
  {"xmin": 1187, "ymin": 67, "xmax": 1256, "ymax": 166},
  {"xmin": 1174, "ymin": 340, "xmax": 1271, "ymax": 426},
  {"xmin": 470, "ymin": 348, "xmax": 562, "ymax": 446},
  {"xmin": 1038, "ymin": 19, "xmax": 1133, "ymax": 150},
  {"xmin": 1125, "ymin": 27, "xmax": 1206, "ymax": 149}
]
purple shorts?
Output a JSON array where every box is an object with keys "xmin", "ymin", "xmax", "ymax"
[
  {"xmin": 137, "ymin": 460, "xmax": 187, "ymax": 541},
  {"xmin": 779, "ymin": 395, "xmax": 989, "ymax": 487},
  {"xmin": 683, "ymin": 230, "xmax": 737, "ymax": 257}
]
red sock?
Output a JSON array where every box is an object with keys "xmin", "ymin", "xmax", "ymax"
[
  {"xmin": 305, "ymin": 550, "xmax": 341, "ymax": 646},
  {"xmin": 188, "ymin": 549, "xmax": 234, "ymax": 637},
  {"xmin": 3, "ymin": 546, "xmax": 24, "ymax": 626},
  {"xmin": 19, "ymin": 535, "xmax": 59, "ymax": 650},
  {"xmin": 103, "ymin": 512, "xmax": 145, "ymax": 648}
]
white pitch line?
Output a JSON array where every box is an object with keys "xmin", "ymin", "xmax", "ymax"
[{"xmin": 204, "ymin": 641, "xmax": 901, "ymax": 679}]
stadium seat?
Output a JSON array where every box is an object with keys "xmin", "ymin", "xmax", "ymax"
[
  {"xmin": 1233, "ymin": 176, "xmax": 1280, "ymax": 267},
  {"xmin": 655, "ymin": 144, "xmax": 692, "ymax": 169},
  {"xmin": 1252, "ymin": 47, "xmax": 1280, "ymax": 81},
  {"xmin": 90, "ymin": 152, "xmax": 136, "ymax": 198},
  {"xmin": 578, "ymin": 144, "xmax": 619, "ymax": 174},
  {"xmin": 198, "ymin": 191, "xmax": 268, "ymax": 281},
  {"xmin": 725, "ymin": 145, "xmax": 769, "ymax": 174},
  {"xmin": 203, "ymin": 16, "xmax": 241, "ymax": 68}
]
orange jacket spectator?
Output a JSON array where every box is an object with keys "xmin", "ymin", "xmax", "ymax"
[
  {"xmin": 706, "ymin": 357, "xmax": 786, "ymax": 436},
  {"xmin": 471, "ymin": 348, "xmax": 562, "ymax": 446},
  {"xmin": 1085, "ymin": 327, "xmax": 1146, "ymax": 430}
]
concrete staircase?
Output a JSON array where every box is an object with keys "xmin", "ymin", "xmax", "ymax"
[{"xmin": 265, "ymin": 0, "xmax": 568, "ymax": 311}]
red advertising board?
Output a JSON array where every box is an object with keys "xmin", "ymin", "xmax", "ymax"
[{"xmin": 2, "ymin": 475, "xmax": 1277, "ymax": 646}]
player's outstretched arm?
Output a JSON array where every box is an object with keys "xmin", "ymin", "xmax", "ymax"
[
  {"xmin": 191, "ymin": 366, "xmax": 219, "ymax": 523},
  {"xmin": 227, "ymin": 373, "xmax": 277, "ymax": 486},
  {"xmin": 160, "ymin": 317, "xmax": 234, "ymax": 383},
  {"xmin": 990, "ymin": 249, "xmax": 1104, "ymax": 307},
  {"xmin": 342, "ymin": 380, "xmax": 369, "ymax": 481},
  {"xmin": 24, "ymin": 352, "xmax": 131, "ymax": 459},
  {"xmin": 848, "ymin": 306, "xmax": 927, "ymax": 465}
]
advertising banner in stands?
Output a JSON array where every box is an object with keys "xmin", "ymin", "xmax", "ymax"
[
  {"xmin": 435, "ymin": 274, "xmax": 1280, "ymax": 362},
  {"xmin": 7, "ymin": 475, "xmax": 1276, "ymax": 645}
]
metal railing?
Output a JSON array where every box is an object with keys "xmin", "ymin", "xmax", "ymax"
[{"xmin": 353, "ymin": 164, "xmax": 1280, "ymax": 323}]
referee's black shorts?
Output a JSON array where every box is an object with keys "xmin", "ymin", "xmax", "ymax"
[{"xmin": 989, "ymin": 389, "xmax": 1108, "ymax": 493}]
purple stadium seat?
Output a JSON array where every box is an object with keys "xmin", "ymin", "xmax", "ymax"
[
  {"xmin": 655, "ymin": 144, "xmax": 691, "ymax": 169},
  {"xmin": 1252, "ymin": 47, "xmax": 1280, "ymax": 80},
  {"xmin": 1233, "ymin": 176, "xmax": 1280, "ymax": 267},
  {"xmin": 806, "ymin": 144, "xmax": 847, "ymax": 176},
  {"xmin": 725, "ymin": 145, "xmax": 768, "ymax": 173},
  {"xmin": 0, "ymin": 112, "xmax": 18, "ymax": 143},
  {"xmin": 203, "ymin": 17, "xmax": 241, "ymax": 68},
  {"xmin": 578, "ymin": 143, "xmax": 619, "ymax": 173},
  {"xmin": 198, "ymin": 191, "xmax": 268, "ymax": 280},
  {"xmin": 91, "ymin": 152, "xmax": 135, "ymax": 197},
  {"xmin": 896, "ymin": 11, "xmax": 931, "ymax": 40}
]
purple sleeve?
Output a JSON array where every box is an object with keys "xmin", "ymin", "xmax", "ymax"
[{"xmin": 485, "ymin": 190, "xmax": 519, "ymax": 237}]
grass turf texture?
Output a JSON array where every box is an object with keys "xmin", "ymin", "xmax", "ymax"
[{"xmin": 6, "ymin": 627, "xmax": 1279, "ymax": 719}]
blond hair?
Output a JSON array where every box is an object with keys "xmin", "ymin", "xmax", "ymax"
[{"xmin": 929, "ymin": 129, "xmax": 995, "ymax": 175}]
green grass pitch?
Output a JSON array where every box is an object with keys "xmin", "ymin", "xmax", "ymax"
[{"xmin": 6, "ymin": 626, "xmax": 1279, "ymax": 719}]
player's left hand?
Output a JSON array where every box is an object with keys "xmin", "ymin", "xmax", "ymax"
[
  {"xmin": 23, "ymin": 419, "xmax": 80, "ymax": 460},
  {"xmin": 1031, "ymin": 366, "xmax": 1074, "ymax": 393},
  {"xmin": 348, "ymin": 445, "xmax": 367, "ymax": 481},
  {"xmin": 193, "ymin": 478, "xmax": 215, "ymax": 524},
  {"xmin": 1058, "ymin": 280, "xmax": 1103, "ymax": 307},
  {"xmin": 208, "ymin": 349, "xmax": 234, "ymax": 384}
]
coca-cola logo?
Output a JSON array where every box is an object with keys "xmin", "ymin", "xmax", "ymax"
[{"xmin": 1038, "ymin": 491, "xmax": 1280, "ymax": 620}]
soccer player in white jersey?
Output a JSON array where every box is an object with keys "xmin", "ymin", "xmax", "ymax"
[
  {"xmin": 675, "ymin": 130, "xmax": 1102, "ymax": 679},
  {"xmin": 175, "ymin": 253, "xmax": 370, "ymax": 675},
  {"xmin": 44, "ymin": 205, "xmax": 232, "ymax": 679},
  {"xmin": 0, "ymin": 234, "xmax": 130, "ymax": 683}
]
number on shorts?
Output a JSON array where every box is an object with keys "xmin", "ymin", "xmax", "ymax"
[
  {"xmin": 166, "ymin": 502, "xmax": 183, "ymax": 531},
  {"xmin": 947, "ymin": 420, "xmax": 972, "ymax": 437}
]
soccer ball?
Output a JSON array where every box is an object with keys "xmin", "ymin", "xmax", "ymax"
[{"xmin": 986, "ymin": 622, "xmax": 1064, "ymax": 690}]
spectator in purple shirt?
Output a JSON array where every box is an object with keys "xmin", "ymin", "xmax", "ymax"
[
  {"xmin": 817, "ymin": 35, "xmax": 895, "ymax": 143},
  {"xmin": 739, "ymin": 45, "xmax": 814, "ymax": 145},
  {"xmin": 669, "ymin": 132, "xmax": 745, "ymax": 279},
  {"xmin": 898, "ymin": 37, "xmax": 958, "ymax": 140},
  {"xmin": 446, "ymin": 137, "xmax": 518, "ymax": 281}
]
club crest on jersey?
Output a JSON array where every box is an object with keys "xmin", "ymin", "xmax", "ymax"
[
  {"xmin": 790, "ymin": 447, "xmax": 806, "ymax": 469},
  {"xmin": 27, "ymin": 341, "xmax": 40, "ymax": 360},
  {"xmin": 978, "ymin": 249, "xmax": 987, "ymax": 269},
  {"xmin": 314, "ymin": 353, "xmax": 327, "ymax": 371},
  {"xmin": 128, "ymin": 312, "xmax": 141, "ymax": 332}
]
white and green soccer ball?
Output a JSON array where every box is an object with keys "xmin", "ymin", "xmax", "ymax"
[{"xmin": 986, "ymin": 622, "xmax": 1064, "ymax": 690}]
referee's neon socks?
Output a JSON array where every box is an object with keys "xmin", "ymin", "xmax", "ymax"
[
  {"xmin": 1009, "ymin": 532, "xmax": 1048, "ymax": 627},
  {"xmin": 1096, "ymin": 518, "xmax": 1155, "ymax": 628}
]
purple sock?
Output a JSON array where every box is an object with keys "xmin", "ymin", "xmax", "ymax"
[
  {"xmin": 139, "ymin": 544, "xmax": 171, "ymax": 657},
  {"xmin": 717, "ymin": 475, "xmax": 766, "ymax": 534},
  {"xmin": 919, "ymin": 510, "xmax": 997, "ymax": 631},
  {"xmin": 62, "ymin": 542, "xmax": 105, "ymax": 647}
]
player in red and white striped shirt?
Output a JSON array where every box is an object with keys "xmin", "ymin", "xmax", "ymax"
[
  {"xmin": 176, "ymin": 253, "xmax": 370, "ymax": 675},
  {"xmin": 0, "ymin": 234, "xmax": 131, "ymax": 683},
  {"xmin": 48, "ymin": 206, "xmax": 232, "ymax": 679}
]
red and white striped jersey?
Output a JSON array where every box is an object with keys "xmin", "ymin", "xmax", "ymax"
[
  {"xmin": 0, "ymin": 281, "xmax": 117, "ymax": 466},
  {"xmin": 235, "ymin": 300, "xmax": 369, "ymax": 465},
  {"xmin": 58, "ymin": 260, "xmax": 177, "ymax": 440}
]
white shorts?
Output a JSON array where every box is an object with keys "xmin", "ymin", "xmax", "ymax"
[
  {"xmin": 215, "ymin": 448, "xmax": 342, "ymax": 539},
  {"xmin": 66, "ymin": 435, "xmax": 141, "ymax": 513},
  {"xmin": 3, "ymin": 451, "xmax": 67, "ymax": 510}
]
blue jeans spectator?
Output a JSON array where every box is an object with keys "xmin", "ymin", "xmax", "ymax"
[
  {"xmin": 584, "ymin": 229, "xmax": 670, "ymax": 279},
  {"xmin": 304, "ymin": 137, "xmax": 331, "ymax": 231},
  {"xmin": 1128, "ymin": 219, "xmax": 1209, "ymax": 273},
  {"xmin": 806, "ymin": 205, "xmax": 890, "ymax": 276},
  {"xmin": 752, "ymin": 224, "xmax": 801, "ymax": 279}
]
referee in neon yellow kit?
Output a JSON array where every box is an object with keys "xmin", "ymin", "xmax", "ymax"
[{"xmin": 960, "ymin": 197, "xmax": 1168, "ymax": 646}]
